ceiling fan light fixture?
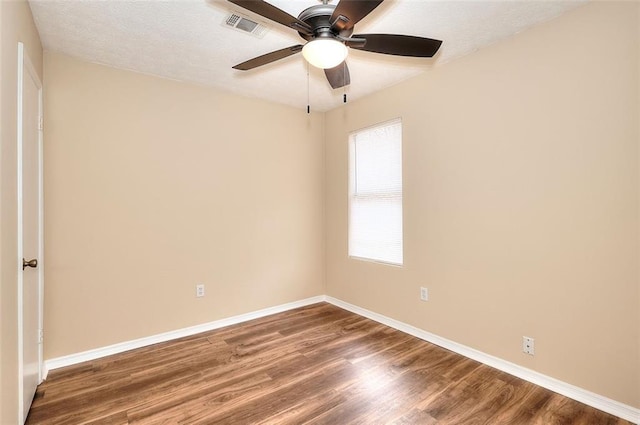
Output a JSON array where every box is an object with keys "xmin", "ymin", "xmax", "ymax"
[{"xmin": 302, "ymin": 38, "xmax": 348, "ymax": 69}]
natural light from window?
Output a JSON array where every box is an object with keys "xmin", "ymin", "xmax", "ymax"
[{"xmin": 348, "ymin": 119, "xmax": 403, "ymax": 266}]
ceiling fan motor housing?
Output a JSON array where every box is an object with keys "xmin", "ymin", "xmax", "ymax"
[{"xmin": 297, "ymin": 4, "xmax": 354, "ymax": 41}]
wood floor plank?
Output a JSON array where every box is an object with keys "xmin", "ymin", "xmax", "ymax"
[{"xmin": 26, "ymin": 303, "xmax": 633, "ymax": 425}]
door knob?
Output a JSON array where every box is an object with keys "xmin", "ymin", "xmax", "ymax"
[{"xmin": 22, "ymin": 258, "xmax": 38, "ymax": 270}]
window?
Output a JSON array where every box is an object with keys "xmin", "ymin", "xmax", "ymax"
[{"xmin": 349, "ymin": 119, "xmax": 403, "ymax": 265}]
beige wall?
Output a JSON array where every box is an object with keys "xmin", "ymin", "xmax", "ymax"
[
  {"xmin": 43, "ymin": 53, "xmax": 325, "ymax": 358},
  {"xmin": 0, "ymin": 0, "xmax": 43, "ymax": 423},
  {"xmin": 1, "ymin": 3, "xmax": 3, "ymax": 420},
  {"xmin": 325, "ymin": 1, "xmax": 639, "ymax": 408}
]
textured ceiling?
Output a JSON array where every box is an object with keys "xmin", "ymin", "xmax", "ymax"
[{"xmin": 29, "ymin": 0, "xmax": 586, "ymax": 112}]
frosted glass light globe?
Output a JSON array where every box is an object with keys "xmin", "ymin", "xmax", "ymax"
[{"xmin": 302, "ymin": 39, "xmax": 348, "ymax": 69}]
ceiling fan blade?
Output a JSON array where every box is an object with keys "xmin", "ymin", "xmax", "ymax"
[
  {"xmin": 228, "ymin": 0, "xmax": 312, "ymax": 34},
  {"xmin": 330, "ymin": 0, "xmax": 383, "ymax": 32},
  {"xmin": 233, "ymin": 45, "xmax": 303, "ymax": 70},
  {"xmin": 352, "ymin": 34, "xmax": 442, "ymax": 57},
  {"xmin": 324, "ymin": 62, "xmax": 351, "ymax": 89}
]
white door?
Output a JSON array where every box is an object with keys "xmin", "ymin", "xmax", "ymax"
[{"xmin": 17, "ymin": 42, "xmax": 44, "ymax": 424}]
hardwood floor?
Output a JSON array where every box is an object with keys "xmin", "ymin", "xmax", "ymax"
[{"xmin": 27, "ymin": 303, "xmax": 632, "ymax": 424}]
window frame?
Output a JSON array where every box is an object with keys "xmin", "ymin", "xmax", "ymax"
[{"xmin": 347, "ymin": 118, "xmax": 403, "ymax": 267}]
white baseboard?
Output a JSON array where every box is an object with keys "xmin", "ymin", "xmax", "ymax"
[
  {"xmin": 43, "ymin": 294, "xmax": 639, "ymax": 424},
  {"xmin": 44, "ymin": 295, "xmax": 326, "ymax": 373},
  {"xmin": 326, "ymin": 296, "xmax": 640, "ymax": 424}
]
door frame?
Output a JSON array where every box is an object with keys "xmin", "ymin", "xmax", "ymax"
[{"xmin": 17, "ymin": 41, "xmax": 44, "ymax": 424}]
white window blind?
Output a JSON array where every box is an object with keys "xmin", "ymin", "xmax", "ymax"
[{"xmin": 349, "ymin": 119, "xmax": 403, "ymax": 265}]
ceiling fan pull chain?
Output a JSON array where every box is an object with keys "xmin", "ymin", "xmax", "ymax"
[
  {"xmin": 307, "ymin": 61, "xmax": 311, "ymax": 114},
  {"xmin": 343, "ymin": 62, "xmax": 347, "ymax": 103}
]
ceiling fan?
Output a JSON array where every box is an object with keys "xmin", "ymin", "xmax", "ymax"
[{"xmin": 228, "ymin": 0, "xmax": 442, "ymax": 89}]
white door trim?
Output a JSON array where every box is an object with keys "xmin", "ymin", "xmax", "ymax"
[{"xmin": 17, "ymin": 41, "xmax": 44, "ymax": 425}]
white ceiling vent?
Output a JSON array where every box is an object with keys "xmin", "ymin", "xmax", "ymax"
[{"xmin": 224, "ymin": 14, "xmax": 268, "ymax": 38}]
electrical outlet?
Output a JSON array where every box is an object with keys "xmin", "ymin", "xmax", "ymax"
[
  {"xmin": 196, "ymin": 284, "xmax": 205, "ymax": 298},
  {"xmin": 522, "ymin": 336, "xmax": 534, "ymax": 355},
  {"xmin": 420, "ymin": 287, "xmax": 428, "ymax": 301}
]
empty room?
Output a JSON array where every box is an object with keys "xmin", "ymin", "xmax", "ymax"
[{"xmin": 1, "ymin": 0, "xmax": 639, "ymax": 423}]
